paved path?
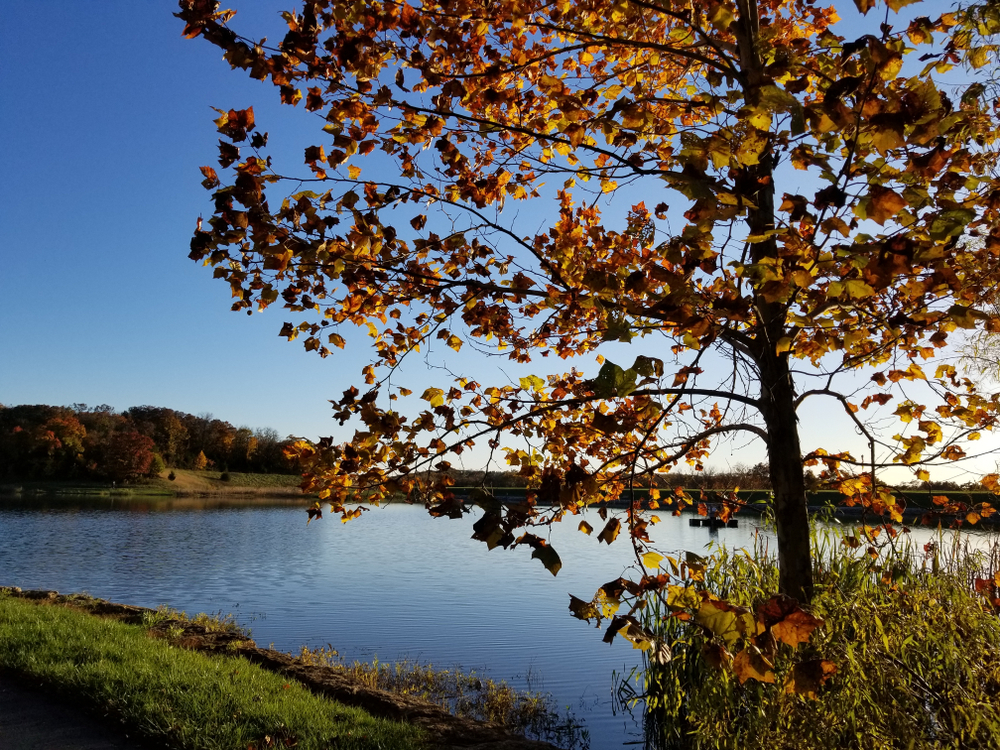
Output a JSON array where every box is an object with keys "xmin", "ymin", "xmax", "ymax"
[{"xmin": 0, "ymin": 674, "xmax": 154, "ymax": 750}]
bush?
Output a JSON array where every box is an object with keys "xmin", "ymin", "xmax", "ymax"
[
  {"xmin": 220, "ymin": 471, "xmax": 230, "ymax": 482},
  {"xmin": 618, "ymin": 526, "xmax": 1000, "ymax": 749},
  {"xmin": 147, "ymin": 453, "xmax": 166, "ymax": 477},
  {"xmin": 167, "ymin": 471, "xmax": 176, "ymax": 481}
]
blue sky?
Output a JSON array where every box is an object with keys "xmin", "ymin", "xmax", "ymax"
[
  {"xmin": 1, "ymin": 2, "xmax": 343, "ymax": 439},
  {"xmin": 2, "ymin": 1, "xmax": 996, "ymax": 481}
]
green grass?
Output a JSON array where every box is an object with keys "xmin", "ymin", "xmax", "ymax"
[
  {"xmin": 0, "ymin": 595, "xmax": 425, "ymax": 750},
  {"xmin": 213, "ymin": 471, "xmax": 302, "ymax": 489}
]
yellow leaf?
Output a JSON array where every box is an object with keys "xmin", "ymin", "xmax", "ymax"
[
  {"xmin": 420, "ymin": 387, "xmax": 445, "ymax": 407},
  {"xmin": 348, "ymin": 164, "xmax": 361, "ymax": 179},
  {"xmin": 642, "ymin": 551, "xmax": 664, "ymax": 569},
  {"xmin": 844, "ymin": 280, "xmax": 875, "ymax": 299},
  {"xmin": 736, "ymin": 131, "xmax": 767, "ymax": 165},
  {"xmin": 579, "ymin": 520, "xmax": 594, "ymax": 535}
]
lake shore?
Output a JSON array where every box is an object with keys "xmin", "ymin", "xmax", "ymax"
[
  {"xmin": 0, "ymin": 469, "xmax": 310, "ymax": 499},
  {"xmin": 0, "ymin": 587, "xmax": 558, "ymax": 750}
]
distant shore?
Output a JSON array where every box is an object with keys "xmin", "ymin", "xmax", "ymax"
[{"xmin": 0, "ymin": 469, "xmax": 309, "ymax": 499}]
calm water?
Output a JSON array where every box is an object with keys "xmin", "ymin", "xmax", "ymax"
[{"xmin": 1, "ymin": 500, "xmax": 991, "ymax": 747}]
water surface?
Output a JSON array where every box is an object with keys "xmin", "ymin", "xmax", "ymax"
[{"xmin": 3, "ymin": 500, "xmax": 989, "ymax": 747}]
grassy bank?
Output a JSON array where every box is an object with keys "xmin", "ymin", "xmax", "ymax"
[{"xmin": 0, "ymin": 593, "xmax": 424, "ymax": 749}]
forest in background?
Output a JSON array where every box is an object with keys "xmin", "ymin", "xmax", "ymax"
[
  {"xmin": 2, "ymin": 402, "xmax": 971, "ymax": 492},
  {"xmin": 0, "ymin": 403, "xmax": 300, "ymax": 483}
]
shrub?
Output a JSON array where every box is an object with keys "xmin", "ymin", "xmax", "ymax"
[
  {"xmin": 220, "ymin": 471, "xmax": 230, "ymax": 482},
  {"xmin": 167, "ymin": 471, "xmax": 176, "ymax": 481},
  {"xmin": 148, "ymin": 453, "xmax": 166, "ymax": 477}
]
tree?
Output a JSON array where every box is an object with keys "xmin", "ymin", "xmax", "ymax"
[
  {"xmin": 125, "ymin": 406, "xmax": 190, "ymax": 466},
  {"xmin": 180, "ymin": 0, "xmax": 1000, "ymax": 602},
  {"xmin": 98, "ymin": 431, "xmax": 155, "ymax": 484}
]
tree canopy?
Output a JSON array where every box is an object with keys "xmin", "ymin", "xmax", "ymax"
[{"xmin": 180, "ymin": 0, "xmax": 1000, "ymax": 603}]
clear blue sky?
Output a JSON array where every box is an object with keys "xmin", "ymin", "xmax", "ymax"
[
  {"xmin": 2, "ymin": 1, "xmax": 995, "ymax": 482},
  {"xmin": 1, "ymin": 2, "xmax": 352, "ymax": 440}
]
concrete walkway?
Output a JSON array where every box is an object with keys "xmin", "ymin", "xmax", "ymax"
[{"xmin": 0, "ymin": 674, "xmax": 154, "ymax": 750}]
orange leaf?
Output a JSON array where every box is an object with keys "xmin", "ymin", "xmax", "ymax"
[
  {"xmin": 866, "ymin": 186, "xmax": 908, "ymax": 225},
  {"xmin": 771, "ymin": 610, "xmax": 824, "ymax": 648}
]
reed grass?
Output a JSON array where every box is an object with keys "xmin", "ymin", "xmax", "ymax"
[
  {"xmin": 618, "ymin": 524, "xmax": 1000, "ymax": 749},
  {"xmin": 297, "ymin": 645, "xmax": 589, "ymax": 748}
]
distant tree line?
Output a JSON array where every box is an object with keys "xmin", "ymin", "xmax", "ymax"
[
  {"xmin": 441, "ymin": 464, "xmax": 784, "ymax": 491},
  {"xmin": 0, "ymin": 403, "xmax": 299, "ymax": 483},
  {"xmin": 442, "ymin": 464, "xmax": 973, "ymax": 493}
]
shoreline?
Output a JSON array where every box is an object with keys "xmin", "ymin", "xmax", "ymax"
[{"xmin": 0, "ymin": 587, "xmax": 558, "ymax": 750}]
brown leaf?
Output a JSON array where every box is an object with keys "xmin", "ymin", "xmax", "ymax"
[
  {"xmin": 733, "ymin": 645, "xmax": 775, "ymax": 684},
  {"xmin": 597, "ymin": 518, "xmax": 621, "ymax": 545},
  {"xmin": 199, "ymin": 166, "xmax": 220, "ymax": 189},
  {"xmin": 866, "ymin": 186, "xmax": 908, "ymax": 225},
  {"xmin": 783, "ymin": 659, "xmax": 837, "ymax": 699},
  {"xmin": 701, "ymin": 642, "xmax": 733, "ymax": 671},
  {"xmin": 568, "ymin": 595, "xmax": 599, "ymax": 622},
  {"xmin": 757, "ymin": 594, "xmax": 800, "ymax": 629}
]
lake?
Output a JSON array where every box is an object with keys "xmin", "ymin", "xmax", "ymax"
[{"xmin": 0, "ymin": 498, "xmax": 990, "ymax": 747}]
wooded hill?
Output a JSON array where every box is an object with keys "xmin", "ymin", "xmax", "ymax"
[{"xmin": 0, "ymin": 403, "xmax": 299, "ymax": 483}]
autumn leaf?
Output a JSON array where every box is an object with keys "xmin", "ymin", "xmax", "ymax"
[
  {"xmin": 784, "ymin": 659, "xmax": 837, "ymax": 699},
  {"xmin": 733, "ymin": 645, "xmax": 776, "ymax": 684},
  {"xmin": 696, "ymin": 600, "xmax": 754, "ymax": 647},
  {"xmin": 641, "ymin": 551, "xmax": 664, "ymax": 569},
  {"xmin": 771, "ymin": 609, "xmax": 824, "ymax": 648},
  {"xmin": 863, "ymin": 187, "xmax": 908, "ymax": 225},
  {"xmin": 515, "ymin": 533, "xmax": 562, "ymax": 575},
  {"xmin": 701, "ymin": 642, "xmax": 734, "ymax": 671},
  {"xmin": 568, "ymin": 595, "xmax": 599, "ymax": 622},
  {"xmin": 597, "ymin": 518, "xmax": 621, "ymax": 545}
]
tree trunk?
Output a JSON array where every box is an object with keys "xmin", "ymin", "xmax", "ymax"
[
  {"xmin": 733, "ymin": 0, "xmax": 814, "ymax": 601},
  {"xmin": 758, "ymin": 347, "xmax": 813, "ymax": 602}
]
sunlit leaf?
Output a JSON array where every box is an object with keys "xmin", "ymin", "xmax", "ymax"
[
  {"xmin": 641, "ymin": 551, "xmax": 664, "ymax": 569},
  {"xmin": 597, "ymin": 518, "xmax": 621, "ymax": 545}
]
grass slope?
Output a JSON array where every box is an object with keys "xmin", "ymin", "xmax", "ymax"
[{"xmin": 0, "ymin": 595, "xmax": 423, "ymax": 750}]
